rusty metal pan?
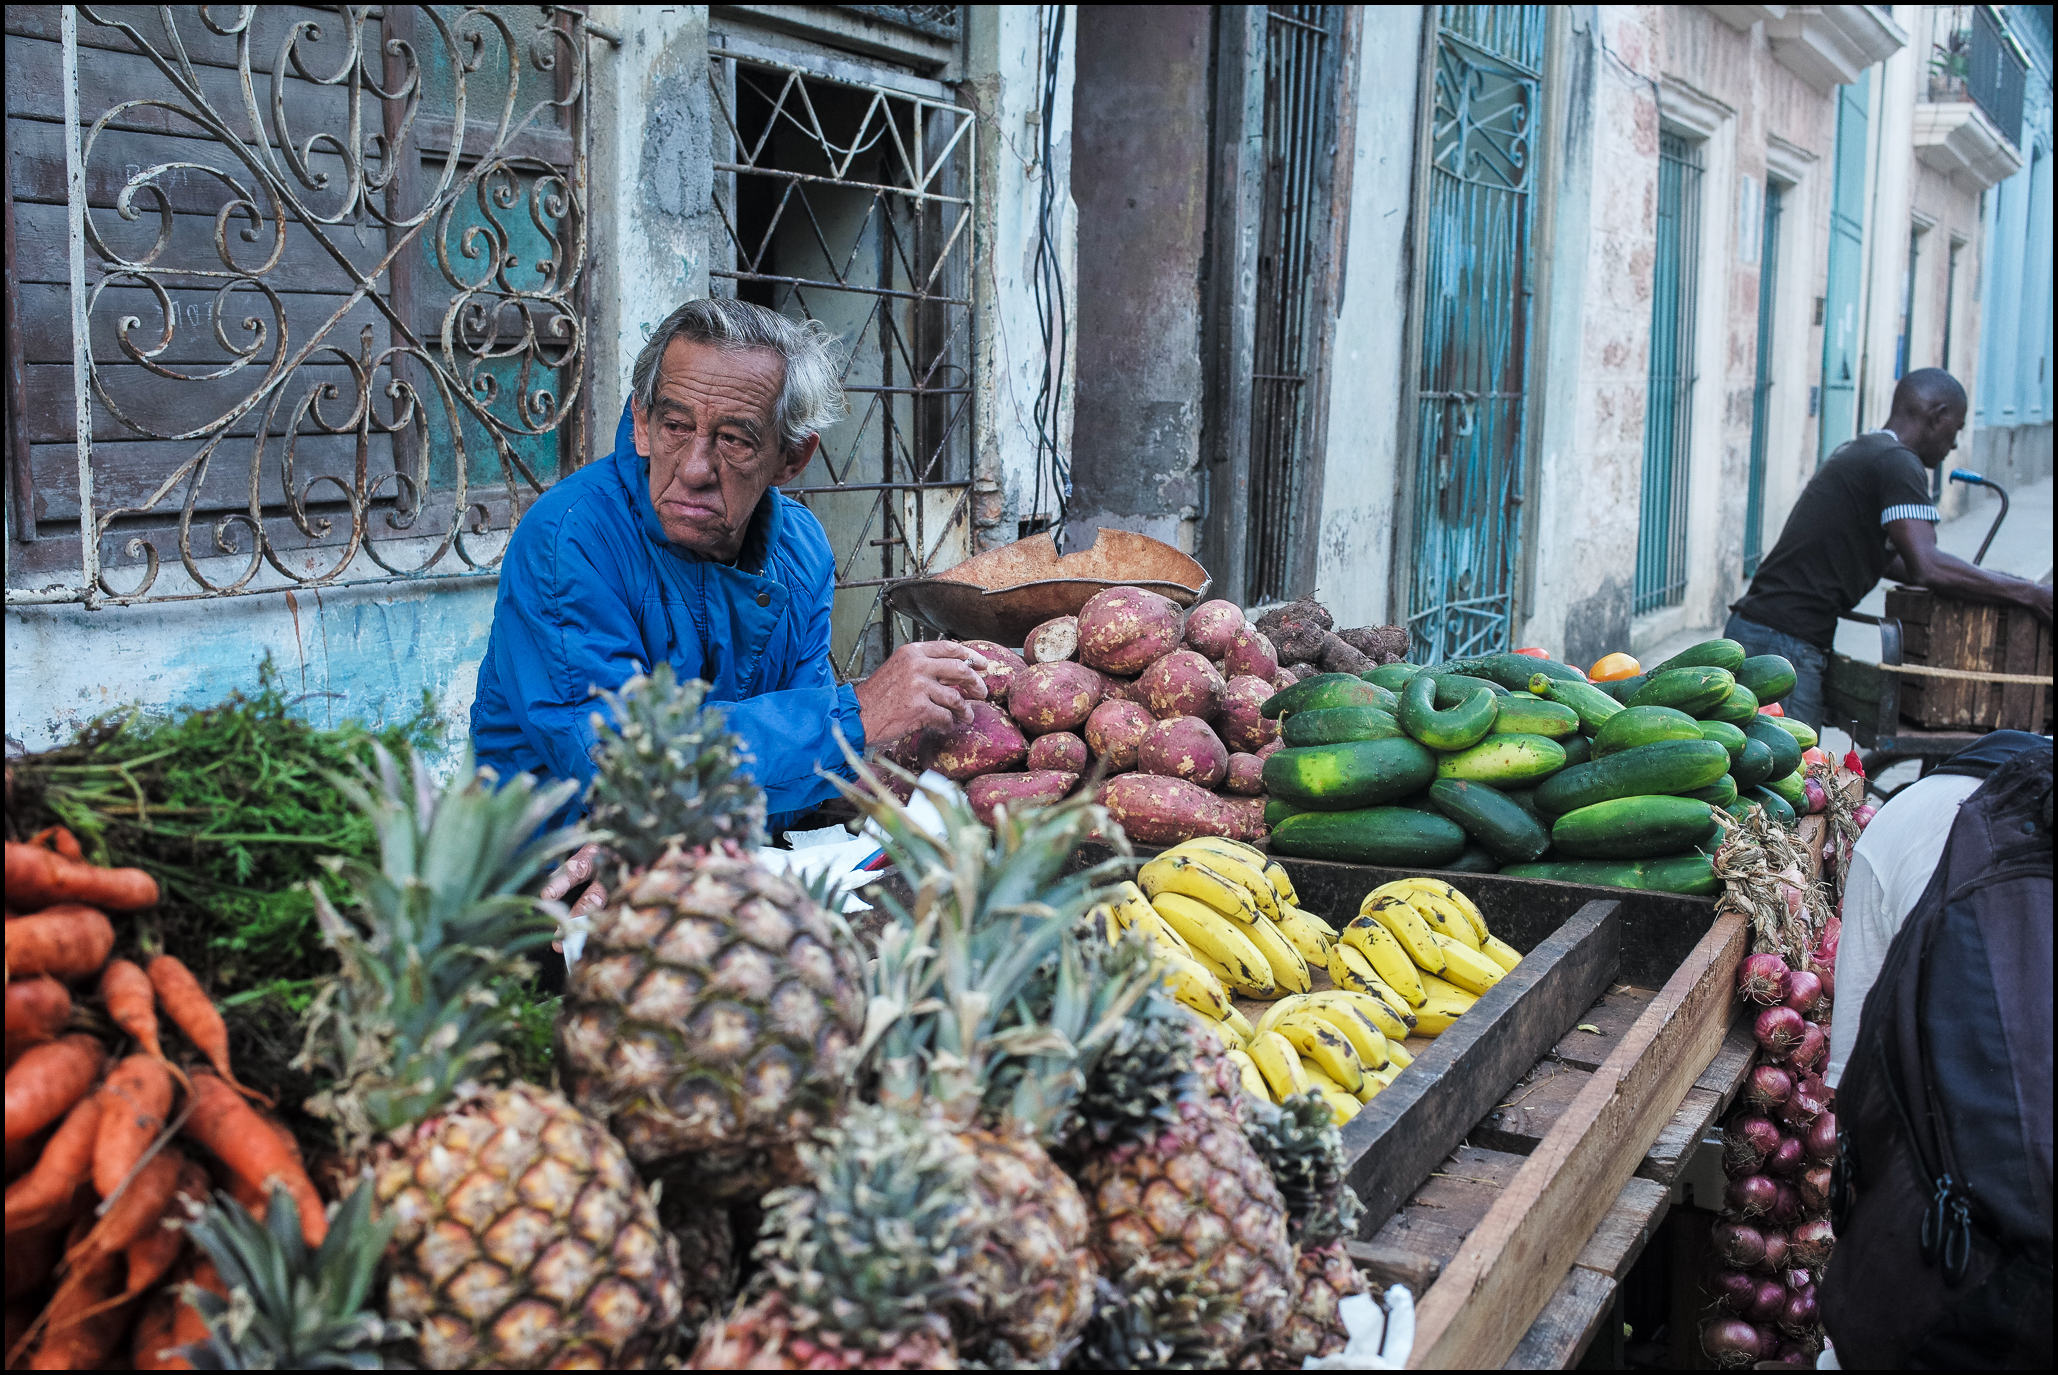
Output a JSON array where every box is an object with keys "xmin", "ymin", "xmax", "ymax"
[{"xmin": 886, "ymin": 529, "xmax": 1211, "ymax": 645}]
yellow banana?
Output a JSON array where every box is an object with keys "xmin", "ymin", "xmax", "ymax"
[
  {"xmin": 1271, "ymin": 903, "xmax": 1335, "ymax": 964},
  {"xmin": 1255, "ymin": 993, "xmax": 1315, "ymax": 1038},
  {"xmin": 1361, "ymin": 894, "xmax": 1448, "ymax": 972},
  {"xmin": 1481, "ymin": 933, "xmax": 1523, "ymax": 973},
  {"xmin": 1327, "ymin": 942, "xmax": 1405, "ymax": 1014},
  {"xmin": 1299, "ymin": 1000, "xmax": 1391, "ymax": 1071},
  {"xmin": 1274, "ymin": 1012, "xmax": 1365, "ymax": 1094},
  {"xmin": 1151, "ymin": 893, "xmax": 1275, "ymax": 996},
  {"xmin": 1419, "ymin": 969, "xmax": 1481, "ymax": 1005},
  {"xmin": 1429, "ymin": 930, "xmax": 1506, "ymax": 997},
  {"xmin": 1139, "ymin": 855, "xmax": 1261, "ymax": 924},
  {"xmin": 1240, "ymin": 915, "xmax": 1312, "ymax": 995},
  {"xmin": 1310, "ymin": 987, "xmax": 1416, "ymax": 1042},
  {"xmin": 1187, "ymin": 1013, "xmax": 1234, "ymax": 1052},
  {"xmin": 1263, "ymin": 860, "xmax": 1301, "ymax": 908},
  {"xmin": 1364, "ymin": 1060, "xmax": 1401, "ymax": 1090},
  {"xmin": 1247, "ymin": 1030, "xmax": 1310, "ymax": 1102},
  {"xmin": 1396, "ymin": 876, "xmax": 1490, "ymax": 943},
  {"xmin": 1407, "ymin": 889, "xmax": 1483, "ymax": 949},
  {"xmin": 1284, "ymin": 901, "xmax": 1337, "ymax": 937},
  {"xmin": 1093, "ymin": 902, "xmax": 1121, "ymax": 945},
  {"xmin": 1225, "ymin": 1047, "xmax": 1271, "ymax": 1102},
  {"xmin": 1155, "ymin": 950, "xmax": 1233, "ymax": 1020},
  {"xmin": 1220, "ymin": 1004, "xmax": 1256, "ymax": 1044},
  {"xmin": 1127, "ymin": 906, "xmax": 1199, "ymax": 960},
  {"xmin": 1382, "ymin": 1037, "xmax": 1414, "ymax": 1069},
  {"xmin": 1340, "ymin": 916, "xmax": 1429, "ymax": 1006},
  {"xmin": 1167, "ymin": 839, "xmax": 1282, "ymax": 921},
  {"xmin": 1298, "ymin": 1066, "xmax": 1364, "ymax": 1124},
  {"xmin": 1355, "ymin": 1074, "xmax": 1386, "ymax": 1104},
  {"xmin": 1411, "ymin": 972, "xmax": 1478, "ymax": 1036}
]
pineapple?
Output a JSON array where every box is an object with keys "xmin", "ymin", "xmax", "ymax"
[
  {"xmin": 170, "ymin": 1182, "xmax": 404, "ymax": 1368},
  {"xmin": 1060, "ymin": 994, "xmax": 1297, "ymax": 1365},
  {"xmin": 557, "ymin": 667, "xmax": 867, "ymax": 1198},
  {"xmin": 1242, "ymin": 1092, "xmax": 1375, "ymax": 1368},
  {"xmin": 300, "ymin": 744, "xmax": 684, "ymax": 1368},
  {"xmin": 845, "ymin": 774, "xmax": 1162, "ymax": 1368},
  {"xmin": 693, "ymin": 1103, "xmax": 987, "ymax": 1369},
  {"xmin": 654, "ymin": 1185, "xmax": 741, "ymax": 1334}
]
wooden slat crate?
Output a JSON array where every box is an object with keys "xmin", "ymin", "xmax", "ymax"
[{"xmin": 1884, "ymin": 585, "xmax": 2053, "ymax": 731}]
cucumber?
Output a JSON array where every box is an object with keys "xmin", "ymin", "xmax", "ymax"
[
  {"xmin": 1743, "ymin": 717, "xmax": 1803, "ymax": 778},
  {"xmin": 1490, "ymin": 695, "xmax": 1581, "ymax": 739},
  {"xmin": 1527, "ymin": 674, "xmax": 1625, "ymax": 733},
  {"xmin": 1736, "ymin": 654, "xmax": 1798, "ymax": 705},
  {"xmin": 1592, "ymin": 705, "xmax": 1702, "ymax": 757},
  {"xmin": 1704, "ymin": 684, "xmax": 1761, "ymax": 723},
  {"xmin": 1747, "ymin": 785, "xmax": 1798, "ymax": 826},
  {"xmin": 1430, "ymin": 672, "xmax": 1509, "ymax": 702},
  {"xmin": 1435, "ymin": 733, "xmax": 1568, "ymax": 785},
  {"xmin": 1262, "ymin": 736, "xmax": 1439, "ymax": 810},
  {"xmin": 1550, "ymin": 795, "xmax": 1721, "ymax": 859},
  {"xmin": 1761, "ymin": 715, "xmax": 1819, "ymax": 749},
  {"xmin": 1428, "ymin": 779, "xmax": 1551, "ymax": 862},
  {"xmin": 1723, "ymin": 799, "xmax": 1757, "ymax": 825},
  {"xmin": 1399, "ymin": 673, "xmax": 1499, "ymax": 751},
  {"xmin": 1445, "ymin": 845, "xmax": 1503, "ymax": 873},
  {"xmin": 1365, "ymin": 663, "xmax": 1425, "ymax": 692},
  {"xmin": 1762, "ymin": 768, "xmax": 1807, "ymax": 811},
  {"xmin": 1498, "ymin": 854, "xmax": 1720, "ymax": 896},
  {"xmin": 1264, "ymin": 798, "xmax": 1299, "ymax": 828},
  {"xmin": 1441, "ymin": 653, "xmax": 1588, "ymax": 690},
  {"xmin": 1281, "ymin": 706, "xmax": 1406, "ymax": 747},
  {"xmin": 1685, "ymin": 774, "xmax": 1740, "ymax": 807},
  {"xmin": 1559, "ymin": 734, "xmax": 1593, "ymax": 767},
  {"xmin": 1269, "ymin": 807, "xmax": 1468, "ymax": 867},
  {"xmin": 1262, "ymin": 673, "xmax": 1395, "ymax": 719},
  {"xmin": 1601, "ymin": 673, "xmax": 1649, "ymax": 703},
  {"xmin": 1695, "ymin": 719, "xmax": 1748, "ymax": 762},
  {"xmin": 1652, "ymin": 637, "xmax": 1747, "ymax": 675},
  {"xmin": 1729, "ymin": 737, "xmax": 1775, "ymax": 789},
  {"xmin": 1626, "ymin": 666, "xmax": 1737, "ymax": 715},
  {"xmin": 1533, "ymin": 738, "xmax": 1732, "ymax": 817}
]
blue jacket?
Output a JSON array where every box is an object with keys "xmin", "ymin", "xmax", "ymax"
[{"xmin": 470, "ymin": 400, "xmax": 866, "ymax": 832}]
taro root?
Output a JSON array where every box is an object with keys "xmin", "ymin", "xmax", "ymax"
[
  {"xmin": 1268, "ymin": 618, "xmax": 1330, "ymax": 666},
  {"xmin": 1077, "ymin": 587, "xmax": 1184, "ymax": 676},
  {"xmin": 1223, "ymin": 752, "xmax": 1266, "ymax": 796},
  {"xmin": 1182, "ymin": 599, "xmax": 1247, "ymax": 659},
  {"xmin": 961, "ymin": 639, "xmax": 1027, "ymax": 702},
  {"xmin": 1026, "ymin": 731, "xmax": 1089, "ymax": 774},
  {"xmin": 929, "ymin": 702, "xmax": 1027, "ymax": 781},
  {"xmin": 1136, "ymin": 716, "xmax": 1229, "ymax": 789},
  {"xmin": 966, "ymin": 770, "xmax": 1079, "ymax": 825},
  {"xmin": 1084, "ymin": 699, "xmax": 1155, "ymax": 773},
  {"xmin": 1337, "ymin": 625, "xmax": 1411, "ymax": 664},
  {"xmin": 1007, "ymin": 661, "xmax": 1104, "ymax": 736},
  {"xmin": 1316, "ymin": 635, "xmax": 1376, "ymax": 675},
  {"xmin": 1022, "ymin": 615, "xmax": 1079, "ymax": 664},
  {"xmin": 1138, "ymin": 649, "xmax": 1226, "ymax": 722},
  {"xmin": 1255, "ymin": 597, "xmax": 1333, "ymax": 635},
  {"xmin": 1217, "ymin": 674, "xmax": 1281, "ymax": 753}
]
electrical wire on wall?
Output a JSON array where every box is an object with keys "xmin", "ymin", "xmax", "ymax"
[{"xmin": 1028, "ymin": 5, "xmax": 1072, "ymax": 546}]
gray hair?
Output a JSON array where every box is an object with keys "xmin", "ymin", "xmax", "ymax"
[{"xmin": 631, "ymin": 297, "xmax": 848, "ymax": 453}]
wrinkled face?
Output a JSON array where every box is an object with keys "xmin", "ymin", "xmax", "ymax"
[{"xmin": 632, "ymin": 337, "xmax": 815, "ymax": 560}]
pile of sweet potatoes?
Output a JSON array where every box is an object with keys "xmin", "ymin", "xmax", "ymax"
[{"xmin": 879, "ymin": 590, "xmax": 1293, "ymax": 845}]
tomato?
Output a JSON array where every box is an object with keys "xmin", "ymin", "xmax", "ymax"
[
  {"xmin": 1758, "ymin": 701, "xmax": 1785, "ymax": 717},
  {"xmin": 1801, "ymin": 746, "xmax": 1829, "ymax": 770},
  {"xmin": 1588, "ymin": 651, "xmax": 1642, "ymax": 682},
  {"xmin": 1513, "ymin": 647, "xmax": 1549, "ymax": 659}
]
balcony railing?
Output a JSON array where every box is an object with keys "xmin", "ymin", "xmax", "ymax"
[{"xmin": 1929, "ymin": 5, "xmax": 2027, "ymax": 145}]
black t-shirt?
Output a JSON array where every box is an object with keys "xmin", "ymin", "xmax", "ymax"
[{"xmin": 1731, "ymin": 431, "xmax": 1939, "ymax": 650}]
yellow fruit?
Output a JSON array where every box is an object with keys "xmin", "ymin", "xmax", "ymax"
[
  {"xmin": 1240, "ymin": 916, "xmax": 1313, "ymax": 995},
  {"xmin": 1225, "ymin": 1048, "xmax": 1271, "ymax": 1102},
  {"xmin": 1480, "ymin": 934, "xmax": 1523, "ymax": 973},
  {"xmin": 1295, "ymin": 1065, "xmax": 1363, "ymax": 1124},
  {"xmin": 1262, "ymin": 861, "xmax": 1301, "ymax": 908},
  {"xmin": 1340, "ymin": 917, "xmax": 1427, "ymax": 1005},
  {"xmin": 1168, "ymin": 839, "xmax": 1282, "ymax": 921},
  {"xmin": 1156, "ymin": 951, "xmax": 1233, "ymax": 1020},
  {"xmin": 1270, "ymin": 904, "xmax": 1334, "ymax": 964},
  {"xmin": 1299, "ymin": 1000, "xmax": 1390, "ymax": 1071},
  {"xmin": 1309, "ymin": 987, "xmax": 1415, "ymax": 1042},
  {"xmin": 1151, "ymin": 894, "xmax": 1275, "ymax": 996},
  {"xmin": 1429, "ymin": 931, "xmax": 1505, "ymax": 997},
  {"xmin": 1140, "ymin": 856, "xmax": 1261, "ymax": 924},
  {"xmin": 1247, "ymin": 1030, "xmax": 1310, "ymax": 1102},
  {"xmin": 1220, "ymin": 1005, "xmax": 1256, "ymax": 1043},
  {"xmin": 1392, "ymin": 877, "xmax": 1491, "ymax": 944},
  {"xmin": 1406, "ymin": 890, "xmax": 1482, "ymax": 950},
  {"xmin": 1272, "ymin": 1013, "xmax": 1365, "ymax": 1095},
  {"xmin": 1359, "ymin": 894, "xmax": 1447, "ymax": 972}
]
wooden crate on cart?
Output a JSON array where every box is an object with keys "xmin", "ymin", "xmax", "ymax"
[{"xmin": 1883, "ymin": 585, "xmax": 2052, "ymax": 732}]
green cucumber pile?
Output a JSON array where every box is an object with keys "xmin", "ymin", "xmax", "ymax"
[{"xmin": 1258, "ymin": 641, "xmax": 1817, "ymax": 896}]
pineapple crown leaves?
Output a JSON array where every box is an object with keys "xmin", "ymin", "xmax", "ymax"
[
  {"xmin": 752, "ymin": 1104, "xmax": 986, "ymax": 1352},
  {"xmin": 297, "ymin": 742, "xmax": 584, "ymax": 1139},
  {"xmin": 586, "ymin": 664, "xmax": 767, "ymax": 870},
  {"xmin": 1245, "ymin": 1092, "xmax": 1366, "ymax": 1246},
  {"xmin": 1062, "ymin": 983, "xmax": 1204, "ymax": 1158},
  {"xmin": 175, "ymin": 1180, "xmax": 406, "ymax": 1370},
  {"xmin": 1072, "ymin": 1270, "xmax": 1239, "ymax": 1371}
]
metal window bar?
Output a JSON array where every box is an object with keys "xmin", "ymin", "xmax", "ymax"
[
  {"xmin": 708, "ymin": 50, "xmax": 975, "ymax": 680},
  {"xmin": 8, "ymin": 6, "xmax": 599, "ymax": 607},
  {"xmin": 1635, "ymin": 131, "xmax": 1703, "ymax": 615},
  {"xmin": 1744, "ymin": 181, "xmax": 1783, "ymax": 577},
  {"xmin": 1404, "ymin": 6, "xmax": 1546, "ymax": 662},
  {"xmin": 1244, "ymin": 5, "xmax": 1341, "ymax": 605},
  {"xmin": 1967, "ymin": 5, "xmax": 2027, "ymax": 144}
]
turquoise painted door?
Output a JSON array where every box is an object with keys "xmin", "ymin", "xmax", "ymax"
[
  {"xmin": 1819, "ymin": 79, "xmax": 1869, "ymax": 462},
  {"xmin": 1404, "ymin": 6, "xmax": 1548, "ymax": 662}
]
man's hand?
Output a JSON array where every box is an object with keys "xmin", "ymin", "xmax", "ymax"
[
  {"xmin": 854, "ymin": 641, "xmax": 991, "ymax": 746},
  {"xmin": 542, "ymin": 843, "xmax": 610, "ymax": 948}
]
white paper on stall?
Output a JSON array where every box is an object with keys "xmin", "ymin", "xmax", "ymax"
[{"xmin": 1302, "ymin": 1285, "xmax": 1414, "ymax": 1370}]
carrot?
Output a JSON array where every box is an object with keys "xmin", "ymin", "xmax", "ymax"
[
  {"xmin": 179, "ymin": 1075, "xmax": 324, "ymax": 1248},
  {"xmin": 4, "ymin": 842, "xmax": 158, "ymax": 913},
  {"xmin": 4, "ymin": 1035, "xmax": 106, "ymax": 1147},
  {"xmin": 4, "ymin": 1092, "xmax": 100, "ymax": 1233},
  {"xmin": 24, "ymin": 1238, "xmax": 123, "ymax": 1370},
  {"xmin": 122, "ymin": 1189, "xmax": 191, "ymax": 1299},
  {"xmin": 93, "ymin": 1056, "xmax": 174, "ymax": 1201},
  {"xmin": 27, "ymin": 829, "xmax": 84, "ymax": 863},
  {"xmin": 4, "ymin": 907, "xmax": 116, "ymax": 983},
  {"xmin": 153, "ymin": 1259, "xmax": 218, "ymax": 1371},
  {"xmin": 70, "ymin": 1145, "xmax": 184, "ymax": 1266},
  {"xmin": 5, "ymin": 978, "xmax": 72, "ymax": 1057},
  {"xmin": 144, "ymin": 957, "xmax": 267, "ymax": 1106},
  {"xmin": 130, "ymin": 1291, "xmax": 180, "ymax": 1370}
]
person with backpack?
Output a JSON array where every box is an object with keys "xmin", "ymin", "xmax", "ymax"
[{"xmin": 1818, "ymin": 737, "xmax": 2052, "ymax": 1369}]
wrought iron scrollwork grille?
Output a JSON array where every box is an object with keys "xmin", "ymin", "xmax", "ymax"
[
  {"xmin": 709, "ymin": 49, "xmax": 975, "ymax": 679},
  {"xmin": 6, "ymin": 5, "xmax": 598, "ymax": 607}
]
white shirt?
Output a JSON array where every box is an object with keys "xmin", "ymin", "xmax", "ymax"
[{"xmin": 1826, "ymin": 771, "xmax": 1984, "ymax": 1088}]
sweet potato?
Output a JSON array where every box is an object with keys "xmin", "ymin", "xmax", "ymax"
[
  {"xmin": 1217, "ymin": 675, "xmax": 1281, "ymax": 754},
  {"xmin": 1182, "ymin": 599, "xmax": 1247, "ymax": 659},
  {"xmin": 1100, "ymin": 675, "xmax": 1146, "ymax": 705},
  {"xmin": 1137, "ymin": 717, "xmax": 1229, "ymax": 789},
  {"xmin": 928, "ymin": 702, "xmax": 1029, "ymax": 781},
  {"xmin": 1223, "ymin": 752, "xmax": 1266, "ymax": 795},
  {"xmin": 961, "ymin": 640, "xmax": 1027, "ymax": 701},
  {"xmin": 1084, "ymin": 699, "xmax": 1155, "ymax": 773},
  {"xmin": 1077, "ymin": 587, "xmax": 1183, "ymax": 676},
  {"xmin": 1138, "ymin": 650, "xmax": 1226, "ymax": 722},
  {"xmin": 966, "ymin": 770, "xmax": 1080, "ymax": 826},
  {"xmin": 1222, "ymin": 626, "xmax": 1280, "ymax": 681},
  {"xmin": 1026, "ymin": 731, "xmax": 1089, "ymax": 774},
  {"xmin": 1098, "ymin": 774, "xmax": 1241, "ymax": 846},
  {"xmin": 1215, "ymin": 794, "xmax": 1271, "ymax": 842},
  {"xmin": 1022, "ymin": 616, "xmax": 1079, "ymax": 664},
  {"xmin": 1007, "ymin": 661, "xmax": 1104, "ymax": 736},
  {"xmin": 1270, "ymin": 667, "xmax": 1300, "ymax": 691},
  {"xmin": 1255, "ymin": 736, "xmax": 1284, "ymax": 760}
]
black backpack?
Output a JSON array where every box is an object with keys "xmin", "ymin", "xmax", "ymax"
[{"xmin": 1820, "ymin": 743, "xmax": 2053, "ymax": 1368}]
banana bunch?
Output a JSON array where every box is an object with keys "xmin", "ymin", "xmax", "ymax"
[
  {"xmin": 1133, "ymin": 836, "xmax": 1337, "ymax": 1003},
  {"xmin": 1331, "ymin": 878, "xmax": 1522, "ymax": 1037},
  {"xmin": 1221, "ymin": 989, "xmax": 1421, "ymax": 1125}
]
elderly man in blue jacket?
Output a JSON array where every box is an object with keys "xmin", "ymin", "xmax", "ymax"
[{"xmin": 471, "ymin": 298, "xmax": 985, "ymax": 912}]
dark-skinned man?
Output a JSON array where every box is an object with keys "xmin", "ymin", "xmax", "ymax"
[{"xmin": 1727, "ymin": 368, "xmax": 2053, "ymax": 727}]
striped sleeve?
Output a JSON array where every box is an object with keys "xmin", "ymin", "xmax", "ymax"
[{"xmin": 1880, "ymin": 503, "xmax": 1941, "ymax": 524}]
